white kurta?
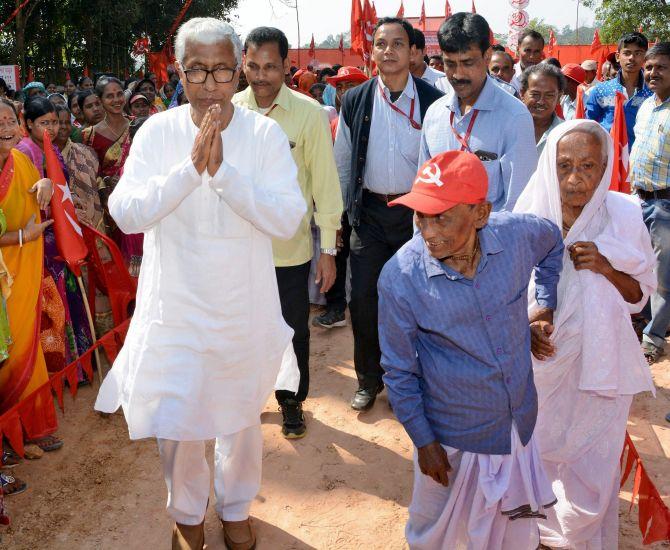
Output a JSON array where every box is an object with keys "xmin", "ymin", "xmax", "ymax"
[
  {"xmin": 515, "ymin": 119, "xmax": 657, "ymax": 548},
  {"xmin": 94, "ymin": 104, "xmax": 307, "ymax": 441}
]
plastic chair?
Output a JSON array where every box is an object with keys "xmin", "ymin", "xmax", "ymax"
[{"xmin": 82, "ymin": 224, "xmax": 137, "ymax": 327}]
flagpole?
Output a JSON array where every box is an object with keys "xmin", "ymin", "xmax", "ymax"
[
  {"xmin": 295, "ymin": 0, "xmax": 301, "ymax": 68},
  {"xmin": 76, "ymin": 274, "xmax": 104, "ymax": 383}
]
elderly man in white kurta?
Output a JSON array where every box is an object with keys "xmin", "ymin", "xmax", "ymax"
[{"xmin": 94, "ymin": 18, "xmax": 306, "ymax": 550}]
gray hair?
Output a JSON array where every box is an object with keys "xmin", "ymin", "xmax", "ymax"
[
  {"xmin": 519, "ymin": 63, "xmax": 566, "ymax": 94},
  {"xmin": 560, "ymin": 124, "xmax": 609, "ymax": 161},
  {"xmin": 175, "ymin": 18, "xmax": 243, "ymax": 66}
]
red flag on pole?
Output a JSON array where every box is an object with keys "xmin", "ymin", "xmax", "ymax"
[
  {"xmin": 27, "ymin": 67, "xmax": 34, "ymax": 83},
  {"xmin": 396, "ymin": 0, "xmax": 404, "ymax": 18},
  {"xmin": 419, "ymin": 0, "xmax": 426, "ymax": 31},
  {"xmin": 339, "ymin": 34, "xmax": 344, "ymax": 53},
  {"xmin": 350, "ymin": 0, "xmax": 365, "ymax": 58},
  {"xmin": 371, "ymin": 0, "xmax": 377, "ymax": 20},
  {"xmin": 65, "ymin": 70, "xmax": 71, "ymax": 81},
  {"xmin": 309, "ymin": 34, "xmax": 315, "ymax": 60},
  {"xmin": 445, "ymin": 0, "xmax": 452, "ymax": 18},
  {"xmin": 43, "ymin": 131, "xmax": 88, "ymax": 276},
  {"xmin": 83, "ymin": 66, "xmax": 90, "ymax": 78},
  {"xmin": 610, "ymin": 91, "xmax": 630, "ymax": 193},
  {"xmin": 362, "ymin": 0, "xmax": 376, "ymax": 64},
  {"xmin": 471, "ymin": 0, "xmax": 477, "ymax": 13},
  {"xmin": 574, "ymin": 86, "xmax": 586, "ymax": 119},
  {"xmin": 590, "ymin": 29, "xmax": 602, "ymax": 54},
  {"xmin": 546, "ymin": 29, "xmax": 557, "ymax": 57}
]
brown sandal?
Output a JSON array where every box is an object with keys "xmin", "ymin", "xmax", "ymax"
[
  {"xmin": 24, "ymin": 435, "xmax": 64, "ymax": 452},
  {"xmin": 0, "ymin": 473, "xmax": 27, "ymax": 496}
]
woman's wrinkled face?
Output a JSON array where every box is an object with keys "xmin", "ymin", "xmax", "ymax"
[
  {"xmin": 0, "ymin": 104, "xmax": 20, "ymax": 156},
  {"xmin": 557, "ymin": 131, "xmax": 607, "ymax": 210},
  {"xmin": 57, "ymin": 109, "xmax": 72, "ymax": 143}
]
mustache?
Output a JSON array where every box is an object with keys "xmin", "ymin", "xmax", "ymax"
[
  {"xmin": 449, "ymin": 78, "xmax": 471, "ymax": 86},
  {"xmin": 251, "ymin": 81, "xmax": 271, "ymax": 86}
]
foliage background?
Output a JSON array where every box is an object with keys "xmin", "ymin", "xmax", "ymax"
[{"xmin": 0, "ymin": 0, "xmax": 239, "ymax": 86}]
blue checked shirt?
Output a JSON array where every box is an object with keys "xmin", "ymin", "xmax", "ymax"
[
  {"xmin": 378, "ymin": 212, "xmax": 564, "ymax": 455},
  {"xmin": 420, "ymin": 76, "xmax": 537, "ymax": 212},
  {"xmin": 630, "ymin": 95, "xmax": 670, "ymax": 192},
  {"xmin": 585, "ymin": 70, "xmax": 653, "ymax": 147}
]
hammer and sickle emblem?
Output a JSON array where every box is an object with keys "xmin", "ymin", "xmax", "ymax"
[{"xmin": 417, "ymin": 163, "xmax": 443, "ymax": 187}]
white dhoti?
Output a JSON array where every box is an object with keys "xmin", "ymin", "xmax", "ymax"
[
  {"xmin": 406, "ymin": 425, "xmax": 556, "ymax": 550},
  {"xmin": 158, "ymin": 424, "xmax": 263, "ymax": 525}
]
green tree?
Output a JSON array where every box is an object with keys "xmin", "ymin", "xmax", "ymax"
[
  {"xmin": 0, "ymin": 0, "xmax": 239, "ymax": 88},
  {"xmin": 583, "ymin": 0, "xmax": 670, "ymax": 42}
]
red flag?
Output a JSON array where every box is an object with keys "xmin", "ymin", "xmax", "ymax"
[
  {"xmin": 445, "ymin": 0, "xmax": 452, "ymax": 18},
  {"xmin": 574, "ymin": 86, "xmax": 586, "ymax": 119},
  {"xmin": 590, "ymin": 29, "xmax": 602, "ymax": 54},
  {"xmin": 489, "ymin": 28, "xmax": 496, "ymax": 46},
  {"xmin": 350, "ymin": 0, "xmax": 365, "ymax": 57},
  {"xmin": 309, "ymin": 34, "xmax": 315, "ymax": 60},
  {"xmin": 419, "ymin": 0, "xmax": 426, "ymax": 31},
  {"xmin": 43, "ymin": 130, "xmax": 88, "ymax": 276},
  {"xmin": 546, "ymin": 29, "xmax": 557, "ymax": 57},
  {"xmin": 610, "ymin": 91, "xmax": 630, "ymax": 193},
  {"xmin": 371, "ymin": 0, "xmax": 377, "ymax": 20},
  {"xmin": 27, "ymin": 67, "xmax": 34, "ymax": 83},
  {"xmin": 362, "ymin": 0, "xmax": 376, "ymax": 63},
  {"xmin": 338, "ymin": 34, "xmax": 344, "ymax": 53},
  {"xmin": 65, "ymin": 69, "xmax": 71, "ymax": 81},
  {"xmin": 83, "ymin": 66, "xmax": 90, "ymax": 78},
  {"xmin": 471, "ymin": 0, "xmax": 477, "ymax": 13},
  {"xmin": 396, "ymin": 0, "xmax": 404, "ymax": 18}
]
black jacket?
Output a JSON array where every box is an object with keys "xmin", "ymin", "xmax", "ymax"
[{"xmin": 339, "ymin": 75, "xmax": 444, "ymax": 226}]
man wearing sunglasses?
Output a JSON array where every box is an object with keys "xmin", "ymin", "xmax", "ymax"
[{"xmin": 95, "ymin": 18, "xmax": 307, "ymax": 550}]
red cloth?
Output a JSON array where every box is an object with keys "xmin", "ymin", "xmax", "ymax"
[
  {"xmin": 445, "ymin": 0, "xmax": 452, "ymax": 18},
  {"xmin": 44, "ymin": 131, "xmax": 88, "ymax": 276},
  {"xmin": 574, "ymin": 86, "xmax": 586, "ymax": 119},
  {"xmin": 396, "ymin": 0, "xmax": 404, "ymax": 18},
  {"xmin": 419, "ymin": 0, "xmax": 426, "ymax": 30},
  {"xmin": 609, "ymin": 91, "xmax": 630, "ymax": 193},
  {"xmin": 350, "ymin": 0, "xmax": 365, "ymax": 58}
]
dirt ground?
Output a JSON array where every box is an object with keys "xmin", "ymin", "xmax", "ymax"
[{"xmin": 2, "ymin": 310, "xmax": 670, "ymax": 550}]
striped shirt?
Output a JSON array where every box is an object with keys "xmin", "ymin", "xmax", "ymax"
[{"xmin": 630, "ymin": 95, "xmax": 670, "ymax": 192}]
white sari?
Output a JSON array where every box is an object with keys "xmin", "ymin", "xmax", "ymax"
[{"xmin": 514, "ymin": 119, "xmax": 656, "ymax": 548}]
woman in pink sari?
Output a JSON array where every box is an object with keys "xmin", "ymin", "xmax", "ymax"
[{"xmin": 83, "ymin": 77, "xmax": 143, "ymax": 275}]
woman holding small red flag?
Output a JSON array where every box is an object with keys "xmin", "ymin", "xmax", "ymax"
[{"xmin": 16, "ymin": 97, "xmax": 92, "ymax": 383}]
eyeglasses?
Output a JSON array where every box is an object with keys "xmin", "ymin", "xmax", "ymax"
[{"xmin": 183, "ymin": 67, "xmax": 237, "ymax": 84}]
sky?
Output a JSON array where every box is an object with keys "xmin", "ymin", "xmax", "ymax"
[{"xmin": 229, "ymin": 0, "xmax": 596, "ymax": 47}]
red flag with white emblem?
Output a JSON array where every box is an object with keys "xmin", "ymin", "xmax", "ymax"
[
  {"xmin": 445, "ymin": 0, "xmax": 452, "ymax": 18},
  {"xmin": 43, "ymin": 130, "xmax": 88, "ymax": 276},
  {"xmin": 610, "ymin": 91, "xmax": 630, "ymax": 193},
  {"xmin": 396, "ymin": 0, "xmax": 404, "ymax": 18},
  {"xmin": 419, "ymin": 0, "xmax": 426, "ymax": 31}
]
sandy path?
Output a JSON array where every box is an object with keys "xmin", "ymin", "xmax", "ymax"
[{"xmin": 2, "ymin": 312, "xmax": 669, "ymax": 549}]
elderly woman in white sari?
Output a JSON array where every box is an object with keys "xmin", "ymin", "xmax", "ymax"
[{"xmin": 514, "ymin": 119, "xmax": 656, "ymax": 549}]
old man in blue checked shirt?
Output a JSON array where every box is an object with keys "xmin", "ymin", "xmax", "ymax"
[{"xmin": 378, "ymin": 150, "xmax": 564, "ymax": 549}]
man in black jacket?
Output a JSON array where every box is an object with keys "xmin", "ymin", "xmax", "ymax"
[{"xmin": 334, "ymin": 17, "xmax": 443, "ymax": 411}]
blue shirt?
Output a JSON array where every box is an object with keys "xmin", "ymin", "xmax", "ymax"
[
  {"xmin": 630, "ymin": 95, "xmax": 670, "ymax": 192},
  {"xmin": 420, "ymin": 76, "xmax": 537, "ymax": 212},
  {"xmin": 378, "ymin": 212, "xmax": 564, "ymax": 455},
  {"xmin": 585, "ymin": 70, "xmax": 653, "ymax": 147}
]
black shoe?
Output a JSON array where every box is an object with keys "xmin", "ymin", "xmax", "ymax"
[
  {"xmin": 312, "ymin": 308, "xmax": 347, "ymax": 329},
  {"xmin": 279, "ymin": 399, "xmax": 307, "ymax": 439},
  {"xmin": 351, "ymin": 385, "xmax": 384, "ymax": 411}
]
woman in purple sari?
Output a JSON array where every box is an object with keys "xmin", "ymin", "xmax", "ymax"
[{"xmin": 16, "ymin": 97, "xmax": 92, "ymax": 374}]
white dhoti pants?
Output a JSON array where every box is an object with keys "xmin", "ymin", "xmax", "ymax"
[
  {"xmin": 406, "ymin": 425, "xmax": 555, "ymax": 550},
  {"xmin": 157, "ymin": 424, "xmax": 263, "ymax": 525}
]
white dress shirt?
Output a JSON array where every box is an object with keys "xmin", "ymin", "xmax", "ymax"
[
  {"xmin": 419, "ymin": 64, "xmax": 446, "ymax": 87},
  {"xmin": 334, "ymin": 75, "xmax": 422, "ymax": 195},
  {"xmin": 95, "ymin": 104, "xmax": 307, "ymax": 440}
]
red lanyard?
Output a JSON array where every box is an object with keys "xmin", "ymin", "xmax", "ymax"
[
  {"xmin": 449, "ymin": 109, "xmax": 479, "ymax": 152},
  {"xmin": 378, "ymin": 81, "xmax": 422, "ymax": 130}
]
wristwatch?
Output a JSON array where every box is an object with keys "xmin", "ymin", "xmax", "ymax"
[{"xmin": 320, "ymin": 248, "xmax": 337, "ymax": 256}]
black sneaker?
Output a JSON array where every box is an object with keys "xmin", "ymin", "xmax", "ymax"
[
  {"xmin": 313, "ymin": 308, "xmax": 346, "ymax": 329},
  {"xmin": 279, "ymin": 399, "xmax": 307, "ymax": 439}
]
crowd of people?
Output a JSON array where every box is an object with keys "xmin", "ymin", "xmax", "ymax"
[{"xmin": 0, "ymin": 9, "xmax": 669, "ymax": 550}]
